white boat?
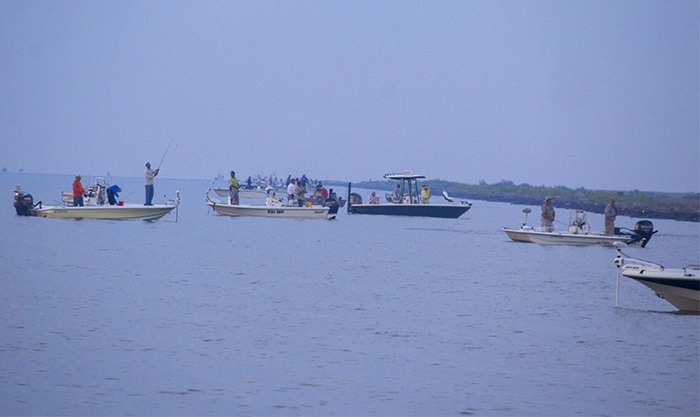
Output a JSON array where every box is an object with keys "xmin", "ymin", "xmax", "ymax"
[
  {"xmin": 614, "ymin": 244, "xmax": 700, "ymax": 313},
  {"xmin": 31, "ymin": 203, "xmax": 177, "ymax": 221},
  {"xmin": 347, "ymin": 172, "xmax": 472, "ymax": 219},
  {"xmin": 503, "ymin": 208, "xmax": 656, "ymax": 247},
  {"xmin": 213, "ymin": 187, "xmax": 270, "ymax": 199},
  {"xmin": 14, "ymin": 180, "xmax": 179, "ymax": 221},
  {"xmin": 207, "ymin": 198, "xmax": 338, "ymax": 220}
]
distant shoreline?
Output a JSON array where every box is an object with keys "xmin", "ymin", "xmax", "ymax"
[{"xmin": 338, "ymin": 179, "xmax": 700, "ymax": 223}]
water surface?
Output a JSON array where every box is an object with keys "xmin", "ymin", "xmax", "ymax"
[{"xmin": 1, "ymin": 173, "xmax": 698, "ymax": 416}]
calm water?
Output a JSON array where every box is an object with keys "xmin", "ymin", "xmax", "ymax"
[{"xmin": 1, "ymin": 173, "xmax": 698, "ymax": 416}]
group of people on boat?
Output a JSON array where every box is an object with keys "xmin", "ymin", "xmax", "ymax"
[
  {"xmin": 71, "ymin": 174, "xmax": 123, "ymax": 207},
  {"xmin": 367, "ymin": 183, "xmax": 432, "ymax": 204},
  {"xmin": 285, "ymin": 177, "xmax": 330, "ymax": 207},
  {"xmin": 223, "ymin": 170, "xmax": 334, "ymax": 208},
  {"xmin": 540, "ymin": 195, "xmax": 619, "ymax": 235},
  {"xmin": 69, "ymin": 161, "xmax": 159, "ymax": 207}
]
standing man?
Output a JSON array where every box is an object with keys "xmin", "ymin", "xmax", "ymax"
[
  {"xmin": 286, "ymin": 178, "xmax": 296, "ymax": 206},
  {"xmin": 294, "ymin": 179, "xmax": 306, "ymax": 207},
  {"xmin": 228, "ymin": 171, "xmax": 240, "ymax": 205},
  {"xmin": 420, "ymin": 184, "xmax": 431, "ymax": 204},
  {"xmin": 72, "ymin": 174, "xmax": 84, "ymax": 207},
  {"xmin": 144, "ymin": 162, "xmax": 159, "ymax": 206},
  {"xmin": 393, "ymin": 184, "xmax": 403, "ymax": 202},
  {"xmin": 604, "ymin": 198, "xmax": 618, "ymax": 235},
  {"xmin": 541, "ymin": 196, "xmax": 555, "ymax": 230}
]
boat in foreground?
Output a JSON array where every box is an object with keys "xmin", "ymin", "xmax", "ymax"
[
  {"xmin": 347, "ymin": 172, "xmax": 472, "ymax": 219},
  {"xmin": 503, "ymin": 208, "xmax": 656, "ymax": 247},
  {"xmin": 614, "ymin": 244, "xmax": 699, "ymax": 313},
  {"xmin": 14, "ymin": 181, "xmax": 179, "ymax": 221},
  {"xmin": 31, "ymin": 203, "xmax": 177, "ymax": 221},
  {"xmin": 207, "ymin": 198, "xmax": 338, "ymax": 220}
]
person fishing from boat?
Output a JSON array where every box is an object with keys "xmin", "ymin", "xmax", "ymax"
[
  {"xmin": 300, "ymin": 174, "xmax": 308, "ymax": 187},
  {"xmin": 72, "ymin": 174, "xmax": 85, "ymax": 207},
  {"xmin": 541, "ymin": 196, "xmax": 555, "ymax": 231},
  {"xmin": 144, "ymin": 162, "xmax": 159, "ymax": 206},
  {"xmin": 604, "ymin": 198, "xmax": 618, "ymax": 235},
  {"xmin": 245, "ymin": 176, "xmax": 253, "ymax": 189},
  {"xmin": 368, "ymin": 191, "xmax": 380, "ymax": 204},
  {"xmin": 107, "ymin": 184, "xmax": 122, "ymax": 205},
  {"xmin": 228, "ymin": 171, "xmax": 240, "ymax": 205},
  {"xmin": 420, "ymin": 184, "xmax": 431, "ymax": 204},
  {"xmin": 286, "ymin": 178, "xmax": 296, "ymax": 206},
  {"xmin": 294, "ymin": 179, "xmax": 307, "ymax": 207}
]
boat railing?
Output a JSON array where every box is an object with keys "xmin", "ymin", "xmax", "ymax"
[
  {"xmin": 614, "ymin": 244, "xmax": 664, "ymax": 270},
  {"xmin": 683, "ymin": 265, "xmax": 700, "ymax": 274}
]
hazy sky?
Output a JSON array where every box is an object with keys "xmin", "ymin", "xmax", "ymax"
[{"xmin": 1, "ymin": 1, "xmax": 697, "ymax": 192}]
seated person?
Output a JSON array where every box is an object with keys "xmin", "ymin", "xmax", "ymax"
[
  {"xmin": 368, "ymin": 191, "xmax": 380, "ymax": 204},
  {"xmin": 266, "ymin": 191, "xmax": 282, "ymax": 207}
]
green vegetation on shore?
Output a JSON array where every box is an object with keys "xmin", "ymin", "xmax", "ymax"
[{"xmin": 340, "ymin": 179, "xmax": 699, "ymax": 222}]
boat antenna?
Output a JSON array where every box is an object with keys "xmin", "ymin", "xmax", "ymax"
[
  {"xmin": 157, "ymin": 138, "xmax": 175, "ymax": 171},
  {"xmin": 522, "ymin": 207, "xmax": 532, "ymax": 226}
]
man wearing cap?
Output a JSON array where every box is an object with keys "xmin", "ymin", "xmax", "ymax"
[
  {"xmin": 541, "ymin": 196, "xmax": 555, "ymax": 230},
  {"xmin": 228, "ymin": 171, "xmax": 240, "ymax": 205},
  {"xmin": 72, "ymin": 174, "xmax": 85, "ymax": 206},
  {"xmin": 144, "ymin": 162, "xmax": 159, "ymax": 206},
  {"xmin": 604, "ymin": 198, "xmax": 618, "ymax": 235},
  {"xmin": 107, "ymin": 184, "xmax": 122, "ymax": 205},
  {"xmin": 420, "ymin": 184, "xmax": 431, "ymax": 204}
]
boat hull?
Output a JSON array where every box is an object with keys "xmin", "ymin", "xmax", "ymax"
[
  {"xmin": 207, "ymin": 200, "xmax": 335, "ymax": 219},
  {"xmin": 503, "ymin": 227, "xmax": 636, "ymax": 246},
  {"xmin": 32, "ymin": 204, "xmax": 177, "ymax": 221},
  {"xmin": 348, "ymin": 203, "xmax": 471, "ymax": 219},
  {"xmin": 622, "ymin": 268, "xmax": 700, "ymax": 312}
]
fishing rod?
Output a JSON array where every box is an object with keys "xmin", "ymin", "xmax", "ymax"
[
  {"xmin": 157, "ymin": 138, "xmax": 175, "ymax": 171},
  {"xmin": 121, "ymin": 191, "xmax": 136, "ymax": 201}
]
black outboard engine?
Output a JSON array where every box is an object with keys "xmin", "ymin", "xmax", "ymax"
[
  {"xmin": 632, "ymin": 220, "xmax": 657, "ymax": 247},
  {"xmin": 323, "ymin": 197, "xmax": 340, "ymax": 217},
  {"xmin": 349, "ymin": 193, "xmax": 363, "ymax": 205},
  {"xmin": 13, "ymin": 187, "xmax": 36, "ymax": 216}
]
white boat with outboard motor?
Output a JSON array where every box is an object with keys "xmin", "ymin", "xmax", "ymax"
[
  {"xmin": 206, "ymin": 194, "xmax": 339, "ymax": 220},
  {"xmin": 613, "ymin": 243, "xmax": 699, "ymax": 313},
  {"xmin": 503, "ymin": 208, "xmax": 656, "ymax": 247},
  {"xmin": 346, "ymin": 171, "xmax": 472, "ymax": 219},
  {"xmin": 13, "ymin": 179, "xmax": 179, "ymax": 221}
]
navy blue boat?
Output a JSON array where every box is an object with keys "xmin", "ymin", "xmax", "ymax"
[{"xmin": 347, "ymin": 172, "xmax": 472, "ymax": 219}]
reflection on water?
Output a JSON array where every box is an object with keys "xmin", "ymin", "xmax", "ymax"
[{"xmin": 1, "ymin": 173, "xmax": 698, "ymax": 416}]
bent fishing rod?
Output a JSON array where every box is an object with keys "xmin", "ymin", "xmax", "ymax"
[{"xmin": 157, "ymin": 138, "xmax": 175, "ymax": 171}]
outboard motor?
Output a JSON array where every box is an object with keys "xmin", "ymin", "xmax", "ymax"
[
  {"xmin": 349, "ymin": 193, "xmax": 363, "ymax": 205},
  {"xmin": 13, "ymin": 187, "xmax": 37, "ymax": 216},
  {"xmin": 632, "ymin": 220, "xmax": 657, "ymax": 247},
  {"xmin": 323, "ymin": 197, "xmax": 340, "ymax": 217}
]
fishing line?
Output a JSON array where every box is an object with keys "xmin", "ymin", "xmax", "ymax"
[{"xmin": 157, "ymin": 138, "xmax": 175, "ymax": 171}]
